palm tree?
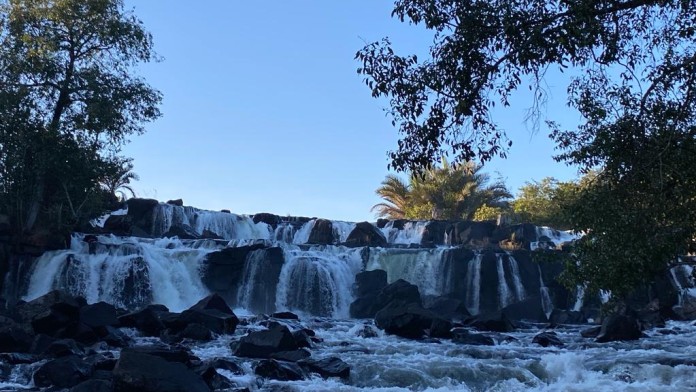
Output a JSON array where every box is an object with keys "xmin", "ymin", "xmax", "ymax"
[
  {"xmin": 371, "ymin": 174, "xmax": 410, "ymax": 219},
  {"xmin": 101, "ymin": 157, "xmax": 139, "ymax": 202},
  {"xmin": 372, "ymin": 160, "xmax": 511, "ymax": 220}
]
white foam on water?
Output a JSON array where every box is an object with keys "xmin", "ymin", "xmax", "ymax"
[
  {"xmin": 275, "ymin": 245, "xmax": 363, "ymax": 318},
  {"xmin": 496, "ymin": 254, "xmax": 512, "ymax": 309},
  {"xmin": 573, "ymin": 285, "xmax": 585, "ymax": 312},
  {"xmin": 23, "ymin": 234, "xmax": 214, "ymax": 312},
  {"xmin": 381, "ymin": 221, "xmax": 428, "ymax": 245}
]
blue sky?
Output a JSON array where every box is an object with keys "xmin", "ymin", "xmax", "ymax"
[{"xmin": 122, "ymin": 1, "xmax": 581, "ymax": 222}]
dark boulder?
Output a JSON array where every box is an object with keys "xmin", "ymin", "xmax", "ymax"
[
  {"xmin": 166, "ymin": 199, "xmax": 184, "ymax": 207},
  {"xmin": 172, "ymin": 294, "xmax": 239, "ymax": 335},
  {"xmin": 125, "ymin": 198, "xmax": 159, "ymax": 235},
  {"xmin": 253, "ymin": 213, "xmax": 281, "ymax": 226},
  {"xmin": 125, "ymin": 345, "xmax": 198, "ymax": 365},
  {"xmin": 349, "ymin": 296, "xmax": 380, "ymax": 319},
  {"xmin": 354, "ymin": 270, "xmax": 388, "ymax": 297},
  {"xmin": 196, "ymin": 366, "xmax": 237, "ymax": 391},
  {"xmin": 377, "ymin": 279, "xmax": 422, "ymax": 308},
  {"xmin": 451, "ymin": 328, "xmax": 495, "ymax": 346},
  {"xmin": 163, "ymin": 224, "xmax": 201, "ymax": 240},
  {"xmin": 450, "ymin": 221, "xmax": 496, "ymax": 248},
  {"xmin": 375, "ymin": 302, "xmax": 443, "ymax": 339},
  {"xmin": 532, "ymin": 331, "xmax": 564, "ymax": 347},
  {"xmin": 96, "ymin": 325, "xmax": 131, "ymax": 347},
  {"xmin": 596, "ymin": 314, "xmax": 643, "ymax": 343},
  {"xmin": 0, "ymin": 316, "xmax": 33, "ymax": 353},
  {"xmin": 307, "ymin": 219, "xmax": 334, "ymax": 244},
  {"xmin": 201, "ymin": 244, "xmax": 268, "ymax": 300},
  {"xmin": 580, "ymin": 325, "xmax": 602, "ymax": 338},
  {"xmin": 0, "ymin": 353, "xmax": 37, "ymax": 364},
  {"xmin": 103, "ymin": 214, "xmax": 134, "ymax": 236},
  {"xmin": 254, "ymin": 359, "xmax": 305, "ymax": 381},
  {"xmin": 44, "ymin": 338, "xmax": 84, "ymax": 358},
  {"xmin": 234, "ymin": 324, "xmax": 298, "ymax": 358},
  {"xmin": 345, "ymin": 222, "xmax": 387, "ymax": 247},
  {"xmin": 426, "ymin": 297, "xmax": 471, "ymax": 321},
  {"xmin": 113, "ymin": 350, "xmax": 210, "ymax": 392},
  {"xmin": 467, "ymin": 311, "xmax": 516, "ymax": 332},
  {"xmin": 79, "ymin": 302, "xmax": 120, "ymax": 329},
  {"xmin": 422, "ymin": 221, "xmax": 450, "ymax": 246},
  {"xmin": 271, "ymin": 311, "xmax": 299, "ymax": 320},
  {"xmin": 118, "ymin": 305, "xmax": 169, "ymax": 337},
  {"xmin": 178, "ymin": 323, "xmax": 213, "ymax": 341},
  {"xmin": 70, "ymin": 379, "xmax": 113, "ymax": 392},
  {"xmin": 549, "ymin": 309, "xmax": 587, "ymax": 325},
  {"xmin": 298, "ymin": 357, "xmax": 350, "ymax": 380},
  {"xmin": 270, "ymin": 348, "xmax": 311, "ymax": 362},
  {"xmin": 292, "ymin": 329, "xmax": 313, "ymax": 349},
  {"xmin": 16, "ymin": 291, "xmax": 85, "ymax": 335},
  {"xmin": 33, "ymin": 355, "xmax": 94, "ymax": 388},
  {"xmin": 429, "ymin": 318, "xmax": 454, "ymax": 339}
]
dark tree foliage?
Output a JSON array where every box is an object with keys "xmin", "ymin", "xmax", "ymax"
[
  {"xmin": 356, "ymin": 0, "xmax": 694, "ymax": 172},
  {"xmin": 358, "ymin": 0, "xmax": 696, "ymax": 297},
  {"xmin": 0, "ymin": 0, "xmax": 161, "ymax": 233}
]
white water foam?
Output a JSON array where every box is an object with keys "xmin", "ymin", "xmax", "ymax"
[
  {"xmin": 465, "ymin": 253, "xmax": 483, "ymax": 315},
  {"xmin": 366, "ymin": 247, "xmax": 450, "ymax": 297},
  {"xmin": 380, "ymin": 221, "xmax": 428, "ymax": 245}
]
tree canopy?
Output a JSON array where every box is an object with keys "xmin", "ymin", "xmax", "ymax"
[
  {"xmin": 372, "ymin": 160, "xmax": 512, "ymax": 220},
  {"xmin": 358, "ymin": 0, "xmax": 696, "ymax": 297},
  {"xmin": 0, "ymin": 0, "xmax": 160, "ymax": 233}
]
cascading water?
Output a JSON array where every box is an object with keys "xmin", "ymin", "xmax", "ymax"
[
  {"xmin": 366, "ymin": 247, "xmax": 450, "ymax": 297},
  {"xmin": 538, "ymin": 265, "xmax": 554, "ymax": 318},
  {"xmin": 332, "ymin": 221, "xmax": 356, "ymax": 243},
  {"xmin": 507, "ymin": 253, "xmax": 526, "ymax": 301},
  {"xmin": 273, "ymin": 223, "xmax": 296, "ymax": 243},
  {"xmin": 496, "ymin": 254, "xmax": 512, "ymax": 309},
  {"xmin": 275, "ymin": 245, "xmax": 363, "ymax": 318},
  {"xmin": 24, "ymin": 234, "xmax": 215, "ymax": 312},
  {"xmin": 236, "ymin": 249, "xmax": 280, "ymax": 314},
  {"xmin": 465, "ymin": 253, "xmax": 482, "ymax": 315},
  {"xmin": 380, "ymin": 221, "xmax": 428, "ymax": 245},
  {"xmin": 293, "ymin": 220, "xmax": 316, "ymax": 244},
  {"xmin": 572, "ymin": 285, "xmax": 586, "ymax": 312},
  {"xmin": 150, "ymin": 203, "xmax": 272, "ymax": 240}
]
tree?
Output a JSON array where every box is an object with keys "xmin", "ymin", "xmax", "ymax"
[
  {"xmin": 512, "ymin": 177, "xmax": 582, "ymax": 229},
  {"xmin": 0, "ymin": 0, "xmax": 161, "ymax": 232},
  {"xmin": 100, "ymin": 156, "xmax": 139, "ymax": 202},
  {"xmin": 372, "ymin": 161, "xmax": 512, "ymax": 220},
  {"xmin": 358, "ymin": 0, "xmax": 696, "ymax": 298}
]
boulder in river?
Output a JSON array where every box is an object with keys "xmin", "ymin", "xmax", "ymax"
[
  {"xmin": 596, "ymin": 314, "xmax": 643, "ymax": 343},
  {"xmin": 234, "ymin": 323, "xmax": 298, "ymax": 358}
]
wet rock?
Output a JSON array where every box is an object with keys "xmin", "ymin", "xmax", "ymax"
[
  {"xmin": 349, "ymin": 296, "xmax": 380, "ymax": 319},
  {"xmin": 95, "ymin": 325, "xmax": 131, "ymax": 347},
  {"xmin": 167, "ymin": 199, "xmax": 184, "ymax": 207},
  {"xmin": 580, "ymin": 325, "xmax": 602, "ymax": 338},
  {"xmin": 451, "ymin": 328, "xmax": 495, "ymax": 346},
  {"xmin": 532, "ymin": 331, "xmax": 564, "ymax": 347},
  {"xmin": 0, "ymin": 317, "xmax": 33, "ymax": 353},
  {"xmin": 200, "ymin": 358, "xmax": 244, "ymax": 375},
  {"xmin": 113, "ymin": 350, "xmax": 210, "ymax": 392},
  {"xmin": 271, "ymin": 311, "xmax": 299, "ymax": 320},
  {"xmin": 596, "ymin": 314, "xmax": 642, "ymax": 343},
  {"xmin": 125, "ymin": 345, "xmax": 198, "ymax": 365},
  {"xmin": 70, "ymin": 379, "xmax": 113, "ymax": 392},
  {"xmin": 178, "ymin": 323, "xmax": 213, "ymax": 341},
  {"xmin": 354, "ymin": 269, "xmax": 388, "ymax": 298},
  {"xmin": 253, "ymin": 213, "xmax": 281, "ymax": 226},
  {"xmin": 270, "ymin": 348, "xmax": 311, "ymax": 362},
  {"xmin": 307, "ymin": 219, "xmax": 334, "ymax": 244},
  {"xmin": 375, "ymin": 302, "xmax": 443, "ymax": 339},
  {"xmin": 234, "ymin": 324, "xmax": 298, "ymax": 358},
  {"xmin": 118, "ymin": 305, "xmax": 169, "ymax": 337},
  {"xmin": 356, "ymin": 324, "xmax": 379, "ymax": 338},
  {"xmin": 33, "ymin": 355, "xmax": 94, "ymax": 388},
  {"xmin": 16, "ymin": 290, "xmax": 85, "ymax": 336},
  {"xmin": 196, "ymin": 366, "xmax": 237, "ymax": 390},
  {"xmin": 376, "ymin": 279, "xmax": 422, "ymax": 308},
  {"xmin": 549, "ymin": 309, "xmax": 587, "ymax": 325},
  {"xmin": 163, "ymin": 224, "xmax": 201, "ymax": 240},
  {"xmin": 292, "ymin": 329, "xmax": 313, "ymax": 348},
  {"xmin": 298, "ymin": 357, "xmax": 350, "ymax": 379},
  {"xmin": 44, "ymin": 338, "xmax": 84, "ymax": 358},
  {"xmin": 345, "ymin": 222, "xmax": 387, "ymax": 247},
  {"xmin": 29, "ymin": 334, "xmax": 58, "ymax": 355},
  {"xmin": 429, "ymin": 318, "xmax": 454, "ymax": 339},
  {"xmin": 254, "ymin": 359, "xmax": 305, "ymax": 381},
  {"xmin": 0, "ymin": 352, "xmax": 37, "ymax": 364},
  {"xmin": 167, "ymin": 295, "xmax": 239, "ymax": 336},
  {"xmin": 125, "ymin": 198, "xmax": 159, "ymax": 235},
  {"xmin": 79, "ymin": 302, "xmax": 120, "ymax": 329},
  {"xmin": 426, "ymin": 297, "xmax": 471, "ymax": 321},
  {"xmin": 467, "ymin": 311, "xmax": 516, "ymax": 332}
]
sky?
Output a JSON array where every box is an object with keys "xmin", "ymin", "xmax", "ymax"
[{"xmin": 121, "ymin": 1, "xmax": 582, "ymax": 222}]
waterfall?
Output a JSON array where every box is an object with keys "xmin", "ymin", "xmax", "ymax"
[
  {"xmin": 332, "ymin": 221, "xmax": 356, "ymax": 243},
  {"xmin": 293, "ymin": 220, "xmax": 316, "ymax": 244},
  {"xmin": 236, "ymin": 249, "xmax": 280, "ymax": 314},
  {"xmin": 149, "ymin": 203, "xmax": 271, "ymax": 240},
  {"xmin": 465, "ymin": 253, "xmax": 482, "ymax": 315},
  {"xmin": 537, "ymin": 265, "xmax": 554, "ymax": 318},
  {"xmin": 275, "ymin": 245, "xmax": 363, "ymax": 318},
  {"xmin": 24, "ymin": 235, "xmax": 214, "ymax": 312},
  {"xmin": 496, "ymin": 254, "xmax": 512, "ymax": 309},
  {"xmin": 572, "ymin": 285, "xmax": 585, "ymax": 312},
  {"xmin": 273, "ymin": 223, "xmax": 295, "ymax": 243},
  {"xmin": 507, "ymin": 254, "xmax": 526, "ymax": 301},
  {"xmin": 366, "ymin": 247, "xmax": 450, "ymax": 297},
  {"xmin": 380, "ymin": 221, "xmax": 428, "ymax": 245}
]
